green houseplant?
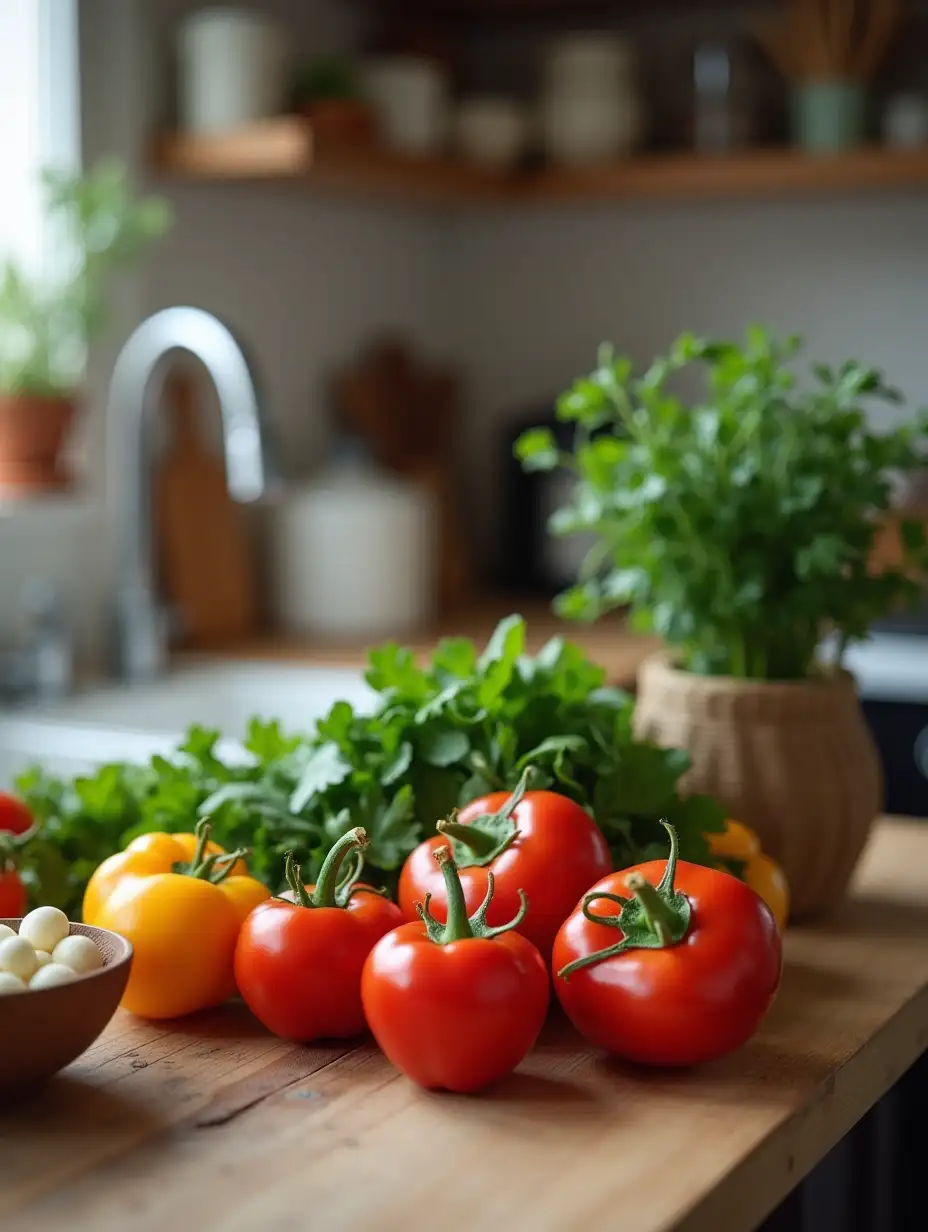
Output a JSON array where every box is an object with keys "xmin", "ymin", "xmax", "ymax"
[
  {"xmin": 0, "ymin": 161, "xmax": 170, "ymax": 495},
  {"xmin": 291, "ymin": 55, "xmax": 376, "ymax": 148},
  {"xmin": 517, "ymin": 328, "xmax": 928, "ymax": 917}
]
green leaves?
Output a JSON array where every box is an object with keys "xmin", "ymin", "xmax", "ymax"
[
  {"xmin": 517, "ymin": 326, "xmax": 928, "ymax": 680},
  {"xmin": 0, "ymin": 160, "xmax": 170, "ymax": 397},
  {"xmin": 514, "ymin": 427, "xmax": 559, "ymax": 471},
  {"xmin": 14, "ymin": 615, "xmax": 722, "ymax": 914}
]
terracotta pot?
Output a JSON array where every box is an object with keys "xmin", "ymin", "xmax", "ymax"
[
  {"xmin": 634, "ymin": 656, "xmax": 883, "ymax": 920},
  {"xmin": 0, "ymin": 393, "xmax": 75, "ymax": 495},
  {"xmin": 300, "ymin": 99, "xmax": 378, "ymax": 148}
]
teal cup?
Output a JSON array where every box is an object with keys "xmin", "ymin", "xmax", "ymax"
[{"xmin": 791, "ymin": 81, "xmax": 867, "ymax": 153}]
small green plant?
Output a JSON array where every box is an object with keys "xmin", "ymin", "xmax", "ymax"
[
  {"xmin": 516, "ymin": 328, "xmax": 928, "ymax": 680},
  {"xmin": 292, "ymin": 55, "xmax": 361, "ymax": 106},
  {"xmin": 0, "ymin": 161, "xmax": 171, "ymax": 398}
]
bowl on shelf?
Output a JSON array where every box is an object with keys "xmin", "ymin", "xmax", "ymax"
[
  {"xmin": 0, "ymin": 920, "xmax": 133, "ymax": 1098},
  {"xmin": 453, "ymin": 97, "xmax": 530, "ymax": 169}
]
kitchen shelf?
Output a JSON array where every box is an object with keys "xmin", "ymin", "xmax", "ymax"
[{"xmin": 153, "ymin": 120, "xmax": 928, "ymax": 206}]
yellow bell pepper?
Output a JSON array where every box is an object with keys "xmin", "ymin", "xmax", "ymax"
[
  {"xmin": 84, "ymin": 820, "xmax": 269, "ymax": 1019},
  {"xmin": 708, "ymin": 820, "xmax": 789, "ymax": 931}
]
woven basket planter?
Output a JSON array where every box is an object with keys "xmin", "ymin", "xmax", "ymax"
[{"xmin": 634, "ymin": 655, "xmax": 883, "ymax": 920}]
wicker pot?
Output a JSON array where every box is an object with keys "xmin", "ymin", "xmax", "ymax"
[
  {"xmin": 0, "ymin": 393, "xmax": 75, "ymax": 495},
  {"xmin": 634, "ymin": 656, "xmax": 883, "ymax": 920}
]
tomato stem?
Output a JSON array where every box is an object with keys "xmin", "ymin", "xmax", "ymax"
[
  {"xmin": 187, "ymin": 817, "xmax": 213, "ymax": 875},
  {"xmin": 416, "ymin": 845, "xmax": 529, "ymax": 944},
  {"xmin": 311, "ymin": 827, "xmax": 369, "ymax": 908},
  {"xmin": 435, "ymin": 765, "xmax": 533, "ymax": 869},
  {"xmin": 557, "ymin": 820, "xmax": 692, "ymax": 981},
  {"xmin": 282, "ymin": 851, "xmax": 314, "ymax": 907}
]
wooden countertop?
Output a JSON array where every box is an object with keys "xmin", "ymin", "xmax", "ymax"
[
  {"xmin": 177, "ymin": 600, "xmax": 661, "ymax": 691},
  {"xmin": 4, "ymin": 818, "xmax": 928, "ymax": 1232}
]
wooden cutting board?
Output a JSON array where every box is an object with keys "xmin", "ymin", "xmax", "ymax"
[{"xmin": 154, "ymin": 369, "xmax": 258, "ymax": 646}]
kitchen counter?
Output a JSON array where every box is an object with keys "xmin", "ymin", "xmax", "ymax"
[
  {"xmin": 180, "ymin": 600, "xmax": 661, "ymax": 691},
  {"xmin": 4, "ymin": 817, "xmax": 928, "ymax": 1232}
]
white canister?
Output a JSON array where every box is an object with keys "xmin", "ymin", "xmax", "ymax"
[
  {"xmin": 541, "ymin": 32, "xmax": 641, "ymax": 164},
  {"xmin": 541, "ymin": 93, "xmax": 637, "ymax": 164},
  {"xmin": 273, "ymin": 453, "xmax": 437, "ymax": 641},
  {"xmin": 544, "ymin": 34, "xmax": 634, "ymax": 96},
  {"xmin": 362, "ymin": 56, "xmax": 449, "ymax": 155},
  {"xmin": 178, "ymin": 8, "xmax": 286, "ymax": 134}
]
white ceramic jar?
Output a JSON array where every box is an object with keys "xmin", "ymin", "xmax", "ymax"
[
  {"xmin": 178, "ymin": 8, "xmax": 286, "ymax": 134},
  {"xmin": 362, "ymin": 56, "xmax": 449, "ymax": 155},
  {"xmin": 541, "ymin": 33, "xmax": 641, "ymax": 165},
  {"xmin": 272, "ymin": 449, "xmax": 437, "ymax": 640}
]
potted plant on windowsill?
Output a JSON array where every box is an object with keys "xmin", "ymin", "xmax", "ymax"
[
  {"xmin": 517, "ymin": 328, "xmax": 928, "ymax": 919},
  {"xmin": 0, "ymin": 161, "xmax": 170, "ymax": 497}
]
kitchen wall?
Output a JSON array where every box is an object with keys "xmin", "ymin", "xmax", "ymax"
[
  {"xmin": 2, "ymin": 0, "xmax": 926, "ymax": 658},
  {"xmin": 1, "ymin": 0, "xmax": 449, "ymax": 662},
  {"xmin": 447, "ymin": 195, "xmax": 928, "ymax": 555}
]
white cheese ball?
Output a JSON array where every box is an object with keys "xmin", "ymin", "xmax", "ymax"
[
  {"xmin": 0, "ymin": 935, "xmax": 39, "ymax": 980},
  {"xmin": 52, "ymin": 934, "xmax": 103, "ymax": 975},
  {"xmin": 19, "ymin": 906, "xmax": 70, "ymax": 953},
  {"xmin": 0, "ymin": 971, "xmax": 26, "ymax": 994},
  {"xmin": 33, "ymin": 949, "xmax": 53, "ymax": 970},
  {"xmin": 0, "ymin": 924, "xmax": 16, "ymax": 941},
  {"xmin": 29, "ymin": 962, "xmax": 77, "ymax": 990}
]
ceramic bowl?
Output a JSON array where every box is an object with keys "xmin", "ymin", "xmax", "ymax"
[
  {"xmin": 454, "ymin": 97, "xmax": 530, "ymax": 169},
  {"xmin": 0, "ymin": 919, "xmax": 133, "ymax": 1096}
]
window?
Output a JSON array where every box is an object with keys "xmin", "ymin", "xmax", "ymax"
[{"xmin": 0, "ymin": 0, "xmax": 80, "ymax": 278}]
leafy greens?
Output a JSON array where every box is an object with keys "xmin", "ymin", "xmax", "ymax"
[{"xmin": 15, "ymin": 616, "xmax": 724, "ymax": 917}]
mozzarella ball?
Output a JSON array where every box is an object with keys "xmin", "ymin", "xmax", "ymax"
[
  {"xmin": 0, "ymin": 924, "xmax": 16, "ymax": 941},
  {"xmin": 0, "ymin": 971, "xmax": 26, "ymax": 994},
  {"xmin": 19, "ymin": 906, "xmax": 70, "ymax": 953},
  {"xmin": 33, "ymin": 949, "xmax": 53, "ymax": 970},
  {"xmin": 0, "ymin": 936, "xmax": 38, "ymax": 980},
  {"xmin": 52, "ymin": 934, "xmax": 103, "ymax": 975},
  {"xmin": 29, "ymin": 962, "xmax": 77, "ymax": 990}
]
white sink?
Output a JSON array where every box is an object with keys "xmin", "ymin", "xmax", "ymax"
[{"xmin": 0, "ymin": 660, "xmax": 376, "ymax": 787}]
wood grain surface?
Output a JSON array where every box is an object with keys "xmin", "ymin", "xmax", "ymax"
[{"xmin": 3, "ymin": 818, "xmax": 928, "ymax": 1232}]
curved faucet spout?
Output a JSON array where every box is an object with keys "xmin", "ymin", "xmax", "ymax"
[{"xmin": 108, "ymin": 306, "xmax": 276, "ymax": 680}]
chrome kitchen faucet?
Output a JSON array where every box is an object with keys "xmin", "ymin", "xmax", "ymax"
[{"xmin": 108, "ymin": 306, "xmax": 280, "ymax": 681}]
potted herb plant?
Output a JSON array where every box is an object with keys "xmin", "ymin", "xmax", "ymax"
[
  {"xmin": 0, "ymin": 161, "xmax": 170, "ymax": 496},
  {"xmin": 291, "ymin": 55, "xmax": 377, "ymax": 149},
  {"xmin": 517, "ymin": 328, "xmax": 928, "ymax": 918}
]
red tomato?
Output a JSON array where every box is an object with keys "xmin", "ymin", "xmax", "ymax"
[
  {"xmin": 235, "ymin": 829, "xmax": 403, "ymax": 1043},
  {"xmin": 363, "ymin": 845, "xmax": 549, "ymax": 1093},
  {"xmin": 0, "ymin": 796, "xmax": 33, "ymax": 917},
  {"xmin": 398, "ymin": 771, "xmax": 611, "ymax": 963},
  {"xmin": 0, "ymin": 867, "xmax": 26, "ymax": 917},
  {"xmin": 554, "ymin": 822, "xmax": 782, "ymax": 1067},
  {"xmin": 0, "ymin": 793, "xmax": 33, "ymax": 836}
]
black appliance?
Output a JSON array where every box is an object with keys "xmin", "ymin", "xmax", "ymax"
[
  {"xmin": 498, "ymin": 404, "xmax": 598, "ymax": 597},
  {"xmin": 843, "ymin": 634, "xmax": 928, "ymax": 817}
]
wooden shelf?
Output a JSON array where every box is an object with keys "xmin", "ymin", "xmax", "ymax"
[{"xmin": 154, "ymin": 120, "xmax": 928, "ymax": 206}]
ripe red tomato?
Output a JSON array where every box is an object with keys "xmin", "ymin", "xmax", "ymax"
[
  {"xmin": 0, "ymin": 868, "xmax": 26, "ymax": 917},
  {"xmin": 0, "ymin": 792, "xmax": 32, "ymax": 836},
  {"xmin": 235, "ymin": 829, "xmax": 403, "ymax": 1042},
  {"xmin": 398, "ymin": 771, "xmax": 611, "ymax": 962},
  {"xmin": 364, "ymin": 845, "xmax": 549, "ymax": 1092},
  {"xmin": 554, "ymin": 823, "xmax": 782, "ymax": 1067},
  {"xmin": 0, "ymin": 794, "xmax": 33, "ymax": 917}
]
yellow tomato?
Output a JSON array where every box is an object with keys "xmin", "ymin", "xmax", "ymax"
[
  {"xmin": 745, "ymin": 853, "xmax": 790, "ymax": 932},
  {"xmin": 83, "ymin": 830, "xmax": 248, "ymax": 925},
  {"xmin": 84, "ymin": 821, "xmax": 269, "ymax": 1018},
  {"xmin": 708, "ymin": 820, "xmax": 789, "ymax": 930},
  {"xmin": 707, "ymin": 819, "xmax": 761, "ymax": 863}
]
